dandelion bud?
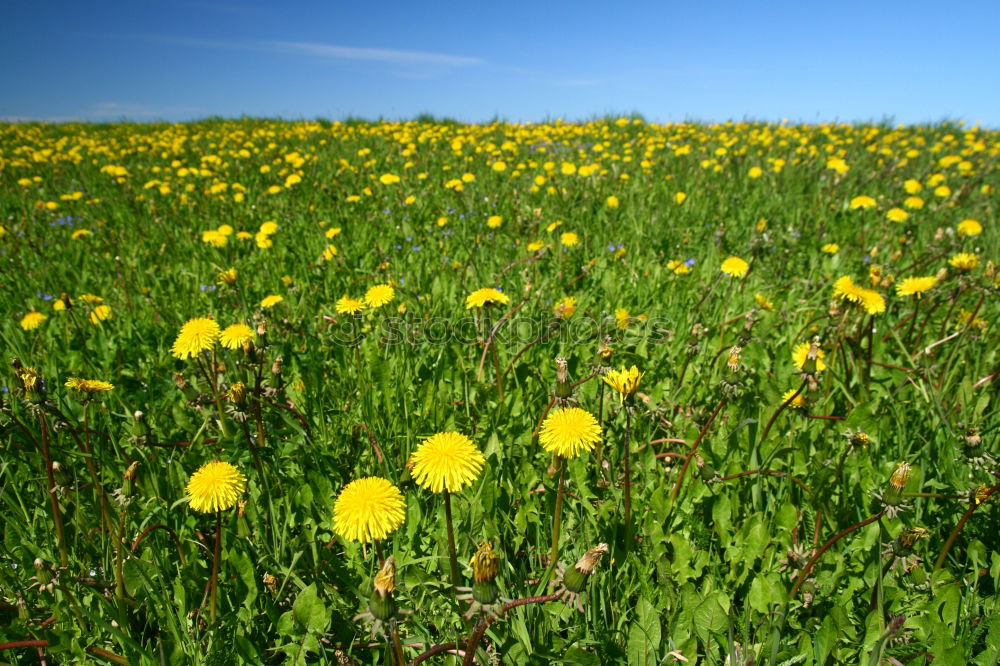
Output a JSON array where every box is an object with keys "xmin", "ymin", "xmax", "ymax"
[
  {"xmin": 963, "ymin": 426, "xmax": 981, "ymax": 448},
  {"xmin": 844, "ymin": 429, "xmax": 871, "ymax": 449},
  {"xmin": 975, "ymin": 484, "xmax": 990, "ymax": 506},
  {"xmin": 889, "ymin": 462, "xmax": 911, "ymax": 491},
  {"xmin": 555, "ymin": 357, "xmax": 572, "ymax": 398},
  {"xmin": 470, "ymin": 542, "xmax": 501, "ymax": 606},
  {"xmin": 898, "ymin": 527, "xmax": 928, "ymax": 549},
  {"xmin": 882, "ymin": 461, "xmax": 912, "ymax": 508},
  {"xmin": 800, "ymin": 338, "xmax": 821, "ymax": 376},
  {"xmin": 227, "ymin": 382, "xmax": 248, "ymax": 405},
  {"xmin": 726, "ymin": 347, "xmax": 741, "ymax": 373},
  {"xmin": 597, "ymin": 338, "xmax": 613, "ymax": 362},
  {"xmin": 124, "ymin": 461, "xmax": 139, "ymax": 482},
  {"xmin": 562, "ymin": 543, "xmax": 608, "ymax": 595},
  {"xmin": 271, "ymin": 355, "xmax": 283, "ymax": 376},
  {"xmin": 367, "ymin": 556, "xmax": 399, "ymax": 622}
]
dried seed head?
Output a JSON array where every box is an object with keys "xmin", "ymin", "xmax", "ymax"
[{"xmin": 889, "ymin": 462, "xmax": 912, "ymax": 492}]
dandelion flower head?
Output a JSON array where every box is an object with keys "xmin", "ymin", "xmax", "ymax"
[
  {"xmin": 65, "ymin": 377, "xmax": 115, "ymax": 393},
  {"xmin": 336, "ymin": 295, "xmax": 366, "ymax": 315},
  {"xmin": 603, "ymin": 365, "xmax": 643, "ymax": 402},
  {"xmin": 896, "ymin": 277, "xmax": 936, "ymax": 297},
  {"xmin": 792, "ymin": 341, "xmax": 827, "ymax": 372},
  {"xmin": 220, "ymin": 323, "xmax": 254, "ymax": 350},
  {"xmin": 186, "ymin": 460, "xmax": 246, "ymax": 513},
  {"xmin": 408, "ymin": 431, "xmax": 485, "ymax": 494},
  {"xmin": 333, "ymin": 477, "xmax": 406, "ymax": 543},
  {"xmin": 465, "ymin": 287, "xmax": 509, "ymax": 309},
  {"xmin": 539, "ymin": 407, "xmax": 602, "ymax": 459},
  {"xmin": 171, "ymin": 317, "xmax": 220, "ymax": 359},
  {"xmin": 720, "ymin": 256, "xmax": 749, "ymax": 278},
  {"xmin": 20, "ymin": 311, "xmax": 47, "ymax": 331},
  {"xmin": 365, "ymin": 284, "xmax": 395, "ymax": 308}
]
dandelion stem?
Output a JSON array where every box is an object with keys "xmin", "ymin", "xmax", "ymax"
[
  {"xmin": 623, "ymin": 407, "xmax": 633, "ymax": 549},
  {"xmin": 208, "ymin": 511, "xmax": 222, "ymax": 624},
  {"xmin": 670, "ymin": 395, "xmax": 729, "ymax": 503},
  {"xmin": 79, "ymin": 403, "xmax": 125, "ymax": 598},
  {"xmin": 443, "ymin": 489, "xmax": 462, "ymax": 589},
  {"xmin": 389, "ymin": 625, "xmax": 406, "ymax": 666},
  {"xmin": 461, "ymin": 593, "xmax": 562, "ymax": 666},
  {"xmin": 38, "ymin": 412, "xmax": 69, "ymax": 568},
  {"xmin": 549, "ymin": 457, "xmax": 567, "ymax": 565},
  {"xmin": 934, "ymin": 481, "xmax": 1000, "ymax": 571},
  {"xmin": 790, "ymin": 511, "xmax": 884, "ymax": 600}
]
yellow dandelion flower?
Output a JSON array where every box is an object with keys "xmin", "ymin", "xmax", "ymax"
[
  {"xmin": 487, "ymin": 215, "xmax": 502, "ymax": 229},
  {"xmin": 539, "ymin": 407, "xmax": 601, "ymax": 459},
  {"xmin": 89, "ymin": 305, "xmax": 112, "ymax": 324},
  {"xmin": 553, "ymin": 296, "xmax": 577, "ymax": 319},
  {"xmin": 20, "ymin": 311, "xmax": 47, "ymax": 331},
  {"xmin": 833, "ymin": 276, "xmax": 864, "ymax": 303},
  {"xmin": 903, "ymin": 196, "xmax": 924, "ymax": 210},
  {"xmin": 379, "ymin": 173, "xmax": 400, "ymax": 185},
  {"xmin": 527, "ymin": 240, "xmax": 545, "ymax": 252},
  {"xmin": 614, "ymin": 307, "xmax": 630, "ymax": 329},
  {"xmin": 957, "ymin": 219, "xmax": 982, "ymax": 237},
  {"xmin": 781, "ymin": 389, "xmax": 808, "ymax": 409},
  {"xmin": 336, "ymin": 296, "xmax": 365, "ymax": 315},
  {"xmin": 186, "ymin": 460, "xmax": 246, "ymax": 513},
  {"xmin": 260, "ymin": 295, "xmax": 283, "ymax": 309},
  {"xmin": 258, "ymin": 221, "xmax": 278, "ymax": 235},
  {"xmin": 792, "ymin": 342, "xmax": 827, "ymax": 372},
  {"xmin": 754, "ymin": 292, "xmax": 775, "ymax": 312},
  {"xmin": 219, "ymin": 323, "xmax": 254, "ymax": 350},
  {"xmin": 896, "ymin": 277, "xmax": 936, "ymax": 297},
  {"xmin": 560, "ymin": 232, "xmax": 579, "ymax": 247},
  {"xmin": 603, "ymin": 365, "xmax": 643, "ymax": 402},
  {"xmin": 465, "ymin": 288, "xmax": 509, "ymax": 309},
  {"xmin": 201, "ymin": 229, "xmax": 228, "ymax": 247},
  {"xmin": 850, "ymin": 195, "xmax": 877, "ymax": 210},
  {"xmin": 933, "ymin": 185, "xmax": 951, "ymax": 198},
  {"xmin": 606, "ymin": 195, "xmax": 619, "ymax": 208},
  {"xmin": 408, "ymin": 432, "xmax": 485, "ymax": 494},
  {"xmin": 748, "ymin": 166, "xmax": 763, "ymax": 179},
  {"xmin": 64, "ymin": 377, "xmax": 115, "ymax": 393},
  {"xmin": 364, "ymin": 284, "xmax": 395, "ymax": 308},
  {"xmin": 903, "ymin": 179, "xmax": 922, "ymax": 194},
  {"xmin": 886, "ymin": 208, "xmax": 909, "ymax": 223},
  {"xmin": 217, "ymin": 268, "xmax": 237, "ymax": 285},
  {"xmin": 858, "ymin": 288, "xmax": 886, "ymax": 315},
  {"xmin": 255, "ymin": 232, "xmax": 273, "ymax": 249},
  {"xmin": 321, "ymin": 244, "xmax": 338, "ymax": 261},
  {"xmin": 667, "ymin": 260, "xmax": 690, "ymax": 275},
  {"xmin": 821, "ymin": 243, "xmax": 840, "ymax": 254},
  {"xmin": 333, "ymin": 477, "xmax": 406, "ymax": 543},
  {"xmin": 720, "ymin": 256, "xmax": 749, "ymax": 278},
  {"xmin": 325, "ymin": 227, "xmax": 342, "ymax": 239},
  {"xmin": 171, "ymin": 317, "xmax": 220, "ymax": 359},
  {"xmin": 674, "ymin": 191, "xmax": 687, "ymax": 204},
  {"xmin": 949, "ymin": 253, "xmax": 978, "ymax": 271}
]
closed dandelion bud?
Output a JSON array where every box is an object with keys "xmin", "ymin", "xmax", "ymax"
[
  {"xmin": 726, "ymin": 346, "xmax": 741, "ymax": 373},
  {"xmin": 975, "ymin": 484, "xmax": 990, "ymax": 505},
  {"xmin": 470, "ymin": 542, "xmax": 500, "ymax": 605},
  {"xmin": 800, "ymin": 339, "xmax": 821, "ymax": 376},
  {"xmin": 173, "ymin": 373, "xmax": 199, "ymax": 401},
  {"xmin": 597, "ymin": 338, "xmax": 613, "ymax": 362},
  {"xmin": 884, "ymin": 462, "xmax": 911, "ymax": 505},
  {"xmin": 227, "ymin": 382, "xmax": 248, "ymax": 405},
  {"xmin": 555, "ymin": 357, "xmax": 572, "ymax": 398},
  {"xmin": 898, "ymin": 527, "xmax": 928, "ymax": 549},
  {"xmin": 271, "ymin": 355, "xmax": 283, "ymax": 376},
  {"xmin": 368, "ymin": 556, "xmax": 398, "ymax": 622},
  {"xmin": 124, "ymin": 460, "xmax": 139, "ymax": 482},
  {"xmin": 562, "ymin": 543, "xmax": 608, "ymax": 594}
]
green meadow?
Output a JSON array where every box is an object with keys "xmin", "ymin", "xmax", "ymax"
[{"xmin": 1, "ymin": 118, "xmax": 998, "ymax": 664}]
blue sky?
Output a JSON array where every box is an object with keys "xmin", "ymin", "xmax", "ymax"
[{"xmin": 2, "ymin": 0, "xmax": 999, "ymax": 125}]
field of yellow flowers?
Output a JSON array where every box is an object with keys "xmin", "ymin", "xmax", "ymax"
[{"xmin": 1, "ymin": 118, "xmax": 998, "ymax": 664}]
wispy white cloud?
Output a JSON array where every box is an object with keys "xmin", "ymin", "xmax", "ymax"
[{"xmin": 264, "ymin": 41, "xmax": 484, "ymax": 67}]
